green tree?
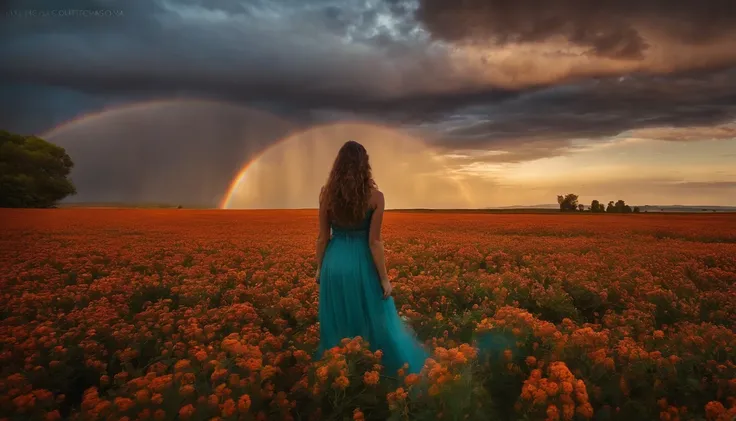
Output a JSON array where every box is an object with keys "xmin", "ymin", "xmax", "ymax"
[
  {"xmin": 590, "ymin": 200, "xmax": 605, "ymax": 213},
  {"xmin": 633, "ymin": 206, "xmax": 641, "ymax": 213},
  {"xmin": 606, "ymin": 201, "xmax": 615, "ymax": 213},
  {"xmin": 0, "ymin": 130, "xmax": 76, "ymax": 208},
  {"xmin": 557, "ymin": 193, "xmax": 579, "ymax": 212},
  {"xmin": 578, "ymin": 204, "xmax": 585, "ymax": 212},
  {"xmin": 614, "ymin": 199, "xmax": 633, "ymax": 213}
]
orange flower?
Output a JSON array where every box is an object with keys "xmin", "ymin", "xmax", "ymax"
[
  {"xmin": 220, "ymin": 398, "xmax": 236, "ymax": 417},
  {"xmin": 175, "ymin": 359, "xmax": 192, "ymax": 371},
  {"xmin": 45, "ymin": 410, "xmax": 62, "ymax": 421},
  {"xmin": 405, "ymin": 373, "xmax": 421, "ymax": 387},
  {"xmin": 179, "ymin": 404, "xmax": 196, "ymax": 420},
  {"xmin": 333, "ymin": 375, "xmax": 349, "ymax": 390},
  {"xmin": 353, "ymin": 408, "xmax": 365, "ymax": 421},
  {"xmin": 576, "ymin": 402, "xmax": 594, "ymax": 419},
  {"xmin": 705, "ymin": 401, "xmax": 725, "ymax": 420},
  {"xmin": 114, "ymin": 397, "xmax": 135, "ymax": 413},
  {"xmin": 2, "ymin": 206, "xmax": 735, "ymax": 421},
  {"xmin": 316, "ymin": 366, "xmax": 329, "ymax": 383},
  {"xmin": 387, "ymin": 387, "xmax": 409, "ymax": 409},
  {"xmin": 562, "ymin": 404, "xmax": 574, "ymax": 421},
  {"xmin": 543, "ymin": 381, "xmax": 559, "ymax": 396},
  {"xmin": 546, "ymin": 405, "xmax": 560, "ymax": 421},
  {"xmin": 151, "ymin": 394, "xmax": 164, "ymax": 405},
  {"xmin": 179, "ymin": 385, "xmax": 195, "ymax": 397},
  {"xmin": 561, "ymin": 382, "xmax": 573, "ymax": 394},
  {"xmin": 533, "ymin": 389, "xmax": 547, "ymax": 405},
  {"xmin": 238, "ymin": 395, "xmax": 252, "ymax": 413},
  {"xmin": 135, "ymin": 389, "xmax": 150, "ymax": 404},
  {"xmin": 364, "ymin": 371, "xmax": 380, "ymax": 386}
]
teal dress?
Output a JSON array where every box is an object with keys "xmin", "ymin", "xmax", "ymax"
[{"xmin": 317, "ymin": 208, "xmax": 428, "ymax": 374}]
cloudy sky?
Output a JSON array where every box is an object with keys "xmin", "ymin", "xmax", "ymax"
[{"xmin": 1, "ymin": 0, "xmax": 735, "ymax": 207}]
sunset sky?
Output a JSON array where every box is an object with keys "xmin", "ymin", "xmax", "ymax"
[{"xmin": 1, "ymin": 0, "xmax": 735, "ymax": 207}]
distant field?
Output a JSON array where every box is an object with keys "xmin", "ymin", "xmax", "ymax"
[
  {"xmin": 59, "ymin": 202, "xmax": 209, "ymax": 209},
  {"xmin": 57, "ymin": 203, "xmax": 736, "ymax": 214},
  {"xmin": 1, "ymin": 210, "xmax": 735, "ymax": 421}
]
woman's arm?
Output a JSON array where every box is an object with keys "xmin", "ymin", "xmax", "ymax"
[
  {"xmin": 368, "ymin": 191, "xmax": 392, "ymax": 298},
  {"xmin": 315, "ymin": 189, "xmax": 331, "ymax": 282}
]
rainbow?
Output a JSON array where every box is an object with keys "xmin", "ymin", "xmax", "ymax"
[
  {"xmin": 40, "ymin": 98, "xmax": 292, "ymax": 208},
  {"xmin": 40, "ymin": 99, "xmax": 255, "ymax": 139},
  {"xmin": 218, "ymin": 121, "xmax": 372, "ymax": 209},
  {"xmin": 219, "ymin": 122, "xmax": 476, "ymax": 209},
  {"xmin": 41, "ymin": 107, "xmax": 475, "ymax": 209}
]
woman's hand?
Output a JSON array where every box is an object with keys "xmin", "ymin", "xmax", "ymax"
[
  {"xmin": 315, "ymin": 267, "xmax": 321, "ymax": 284},
  {"xmin": 381, "ymin": 278, "xmax": 392, "ymax": 299}
]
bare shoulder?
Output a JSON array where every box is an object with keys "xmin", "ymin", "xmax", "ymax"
[{"xmin": 371, "ymin": 189, "xmax": 384, "ymax": 209}]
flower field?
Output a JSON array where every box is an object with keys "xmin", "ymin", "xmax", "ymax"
[{"xmin": 1, "ymin": 209, "xmax": 735, "ymax": 421}]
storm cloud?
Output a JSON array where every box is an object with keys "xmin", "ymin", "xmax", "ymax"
[
  {"xmin": 416, "ymin": 0, "xmax": 736, "ymax": 61},
  {"xmin": 0, "ymin": 0, "xmax": 735, "ymax": 205}
]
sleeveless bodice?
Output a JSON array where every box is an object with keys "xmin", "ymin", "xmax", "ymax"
[{"xmin": 330, "ymin": 208, "xmax": 374, "ymax": 238}]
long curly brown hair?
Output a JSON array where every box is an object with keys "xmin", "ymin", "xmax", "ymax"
[{"xmin": 320, "ymin": 140, "xmax": 377, "ymax": 227}]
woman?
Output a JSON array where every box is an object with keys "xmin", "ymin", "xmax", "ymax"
[{"xmin": 315, "ymin": 140, "xmax": 428, "ymax": 375}]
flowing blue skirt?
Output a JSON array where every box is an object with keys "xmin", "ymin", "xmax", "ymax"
[{"xmin": 317, "ymin": 231, "xmax": 428, "ymax": 375}]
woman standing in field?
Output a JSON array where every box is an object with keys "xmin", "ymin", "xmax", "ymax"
[{"xmin": 315, "ymin": 140, "xmax": 428, "ymax": 374}]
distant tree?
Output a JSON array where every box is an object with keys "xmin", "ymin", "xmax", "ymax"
[
  {"xmin": 615, "ymin": 200, "xmax": 626, "ymax": 212},
  {"xmin": 633, "ymin": 206, "xmax": 641, "ymax": 213},
  {"xmin": 557, "ymin": 193, "xmax": 579, "ymax": 212},
  {"xmin": 578, "ymin": 204, "xmax": 585, "ymax": 212},
  {"xmin": 590, "ymin": 200, "xmax": 605, "ymax": 213},
  {"xmin": 606, "ymin": 201, "xmax": 615, "ymax": 213},
  {"xmin": 0, "ymin": 130, "xmax": 76, "ymax": 208}
]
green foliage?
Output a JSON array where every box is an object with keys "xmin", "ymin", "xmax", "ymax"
[
  {"xmin": 0, "ymin": 129, "xmax": 76, "ymax": 208},
  {"xmin": 561, "ymin": 196, "xmax": 639, "ymax": 214},
  {"xmin": 557, "ymin": 194, "xmax": 579, "ymax": 212},
  {"xmin": 590, "ymin": 200, "xmax": 606, "ymax": 213}
]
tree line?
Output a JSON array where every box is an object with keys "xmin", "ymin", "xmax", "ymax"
[
  {"xmin": 557, "ymin": 194, "xmax": 640, "ymax": 213},
  {"xmin": 1, "ymin": 129, "xmax": 77, "ymax": 208}
]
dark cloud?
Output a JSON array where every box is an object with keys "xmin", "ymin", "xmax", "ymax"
[
  {"xmin": 419, "ymin": 70, "xmax": 736, "ymax": 153},
  {"xmin": 442, "ymin": 140, "xmax": 573, "ymax": 164},
  {"xmin": 415, "ymin": 0, "xmax": 736, "ymax": 61},
  {"xmin": 627, "ymin": 124, "xmax": 736, "ymax": 142},
  {"xmin": 0, "ymin": 0, "xmax": 735, "ymax": 195}
]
